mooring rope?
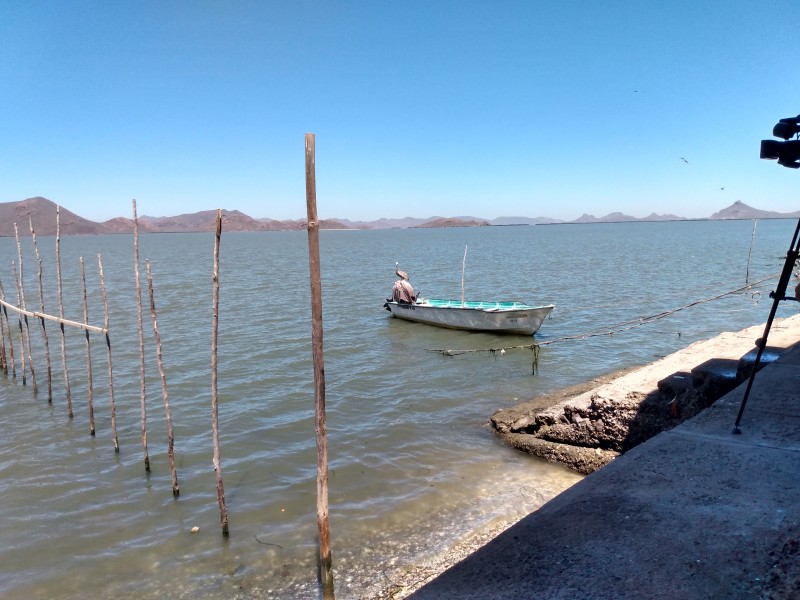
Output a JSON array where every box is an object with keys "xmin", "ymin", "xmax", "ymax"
[
  {"xmin": 553, "ymin": 274, "xmax": 773, "ymax": 315},
  {"xmin": 426, "ymin": 272, "xmax": 782, "ymax": 362}
]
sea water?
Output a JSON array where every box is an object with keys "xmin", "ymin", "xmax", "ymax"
[{"xmin": 0, "ymin": 219, "xmax": 796, "ymax": 598}]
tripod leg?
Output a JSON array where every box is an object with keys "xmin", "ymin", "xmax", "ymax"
[{"xmin": 733, "ymin": 218, "xmax": 800, "ymax": 432}]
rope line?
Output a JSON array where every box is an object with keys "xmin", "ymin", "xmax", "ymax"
[
  {"xmin": 426, "ymin": 273, "xmax": 782, "ymax": 358},
  {"xmin": 553, "ymin": 275, "xmax": 775, "ymax": 314}
]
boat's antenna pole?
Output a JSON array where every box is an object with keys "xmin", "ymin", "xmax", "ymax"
[{"xmin": 461, "ymin": 245, "xmax": 468, "ymax": 307}]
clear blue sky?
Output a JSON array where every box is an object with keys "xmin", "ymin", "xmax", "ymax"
[{"xmin": 2, "ymin": 1, "xmax": 798, "ymax": 222}]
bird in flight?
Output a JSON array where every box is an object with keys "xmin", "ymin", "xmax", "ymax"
[{"xmin": 680, "ymin": 157, "xmax": 689, "ymax": 164}]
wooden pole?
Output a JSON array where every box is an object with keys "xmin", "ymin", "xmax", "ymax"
[
  {"xmin": 0, "ymin": 299, "xmax": 106, "ymax": 334},
  {"xmin": 80, "ymin": 257, "xmax": 95, "ymax": 436},
  {"xmin": 211, "ymin": 209, "xmax": 229, "ymax": 534},
  {"xmin": 30, "ymin": 218, "xmax": 53, "ymax": 401},
  {"xmin": 0, "ymin": 293, "xmax": 5, "ymax": 373},
  {"xmin": 0, "ymin": 276, "xmax": 7, "ymax": 373},
  {"xmin": 0, "ymin": 277, "xmax": 15, "ymax": 379},
  {"xmin": 745, "ymin": 219, "xmax": 758, "ymax": 286},
  {"xmin": 132, "ymin": 199, "xmax": 150, "ymax": 472},
  {"xmin": 15, "ymin": 224, "xmax": 37, "ymax": 392},
  {"xmin": 461, "ymin": 244, "xmax": 468, "ymax": 307},
  {"xmin": 11, "ymin": 261, "xmax": 28, "ymax": 387},
  {"xmin": 98, "ymin": 254, "xmax": 119, "ymax": 452},
  {"xmin": 56, "ymin": 206, "xmax": 73, "ymax": 418},
  {"xmin": 305, "ymin": 132, "xmax": 334, "ymax": 596},
  {"xmin": 146, "ymin": 260, "xmax": 180, "ymax": 496}
]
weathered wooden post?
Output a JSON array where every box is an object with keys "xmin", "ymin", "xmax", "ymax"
[
  {"xmin": 211, "ymin": 209, "xmax": 229, "ymax": 534},
  {"xmin": 11, "ymin": 261, "xmax": 28, "ymax": 387},
  {"xmin": 146, "ymin": 260, "xmax": 179, "ymax": 496},
  {"xmin": 15, "ymin": 225, "xmax": 37, "ymax": 391},
  {"xmin": 305, "ymin": 132, "xmax": 334, "ymax": 597},
  {"xmin": 132, "ymin": 199, "xmax": 150, "ymax": 472},
  {"xmin": 461, "ymin": 245, "xmax": 468, "ymax": 307},
  {"xmin": 0, "ymin": 298, "xmax": 6, "ymax": 373},
  {"xmin": 98, "ymin": 255, "xmax": 119, "ymax": 452},
  {"xmin": 80, "ymin": 257, "xmax": 95, "ymax": 436},
  {"xmin": 0, "ymin": 277, "xmax": 17, "ymax": 379},
  {"xmin": 56, "ymin": 206, "xmax": 74, "ymax": 417},
  {"xmin": 30, "ymin": 218, "xmax": 53, "ymax": 401},
  {"xmin": 0, "ymin": 278, "xmax": 7, "ymax": 374}
]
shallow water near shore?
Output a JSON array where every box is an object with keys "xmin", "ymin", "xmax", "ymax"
[{"xmin": 0, "ymin": 219, "xmax": 797, "ymax": 598}]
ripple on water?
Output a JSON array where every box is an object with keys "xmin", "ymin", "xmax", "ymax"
[{"xmin": 0, "ymin": 221, "xmax": 796, "ymax": 598}]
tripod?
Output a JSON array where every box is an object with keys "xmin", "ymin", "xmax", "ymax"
[{"xmin": 733, "ymin": 217, "xmax": 800, "ymax": 433}]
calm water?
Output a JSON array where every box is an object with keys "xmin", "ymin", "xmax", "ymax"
[{"xmin": 0, "ymin": 220, "xmax": 797, "ymax": 599}]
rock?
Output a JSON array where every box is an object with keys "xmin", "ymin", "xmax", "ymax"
[
  {"xmin": 497, "ymin": 433, "xmax": 619, "ymax": 475},
  {"xmin": 657, "ymin": 372, "xmax": 693, "ymax": 396},
  {"xmin": 490, "ymin": 318, "xmax": 800, "ymax": 474},
  {"xmin": 510, "ymin": 415, "xmax": 533, "ymax": 432}
]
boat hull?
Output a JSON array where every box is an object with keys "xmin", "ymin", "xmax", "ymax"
[{"xmin": 384, "ymin": 299, "xmax": 554, "ymax": 335}]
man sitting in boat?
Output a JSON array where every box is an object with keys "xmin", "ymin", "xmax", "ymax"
[
  {"xmin": 392, "ymin": 278, "xmax": 417, "ymax": 303},
  {"xmin": 392, "ymin": 263, "xmax": 417, "ymax": 304}
]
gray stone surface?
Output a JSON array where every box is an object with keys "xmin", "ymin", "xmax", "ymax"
[
  {"xmin": 409, "ymin": 314, "xmax": 800, "ymax": 599},
  {"xmin": 491, "ymin": 316, "xmax": 800, "ymax": 475}
]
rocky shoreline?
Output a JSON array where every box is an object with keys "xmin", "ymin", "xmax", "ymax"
[
  {"xmin": 238, "ymin": 318, "xmax": 800, "ymax": 599},
  {"xmin": 368, "ymin": 318, "xmax": 800, "ymax": 598},
  {"xmin": 490, "ymin": 318, "xmax": 798, "ymax": 474}
]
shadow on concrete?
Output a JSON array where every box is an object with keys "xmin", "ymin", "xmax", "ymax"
[{"xmin": 620, "ymin": 345, "xmax": 785, "ymax": 453}]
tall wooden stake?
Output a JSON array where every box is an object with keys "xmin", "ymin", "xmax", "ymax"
[
  {"xmin": 745, "ymin": 219, "xmax": 758, "ymax": 286},
  {"xmin": 133, "ymin": 200, "xmax": 150, "ymax": 472},
  {"xmin": 30, "ymin": 218, "xmax": 53, "ymax": 401},
  {"xmin": 146, "ymin": 260, "xmax": 179, "ymax": 496},
  {"xmin": 461, "ymin": 244, "xmax": 468, "ymax": 307},
  {"xmin": 0, "ymin": 277, "xmax": 15, "ymax": 378},
  {"xmin": 0, "ymin": 295, "xmax": 6, "ymax": 373},
  {"xmin": 305, "ymin": 132, "xmax": 334, "ymax": 597},
  {"xmin": 56, "ymin": 206, "xmax": 73, "ymax": 417},
  {"xmin": 80, "ymin": 257, "xmax": 95, "ymax": 436},
  {"xmin": 211, "ymin": 209, "xmax": 229, "ymax": 534},
  {"xmin": 98, "ymin": 255, "xmax": 119, "ymax": 452},
  {"xmin": 11, "ymin": 261, "xmax": 28, "ymax": 387},
  {"xmin": 15, "ymin": 224, "xmax": 37, "ymax": 392}
]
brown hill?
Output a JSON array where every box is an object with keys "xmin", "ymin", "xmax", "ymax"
[
  {"xmin": 258, "ymin": 219, "xmax": 355, "ymax": 230},
  {"xmin": 416, "ymin": 218, "xmax": 490, "ymax": 228},
  {"xmin": 710, "ymin": 201, "xmax": 800, "ymax": 220},
  {"xmin": 260, "ymin": 218, "xmax": 304, "ymax": 231},
  {"xmin": 138, "ymin": 209, "xmax": 277, "ymax": 233},
  {"xmin": 0, "ymin": 197, "xmax": 108, "ymax": 236},
  {"xmin": 4, "ymin": 196, "xmax": 799, "ymax": 237},
  {"xmin": 0, "ymin": 199, "xmax": 312, "ymax": 236},
  {"xmin": 335, "ymin": 216, "xmax": 446, "ymax": 229},
  {"xmin": 100, "ymin": 217, "xmax": 148, "ymax": 234}
]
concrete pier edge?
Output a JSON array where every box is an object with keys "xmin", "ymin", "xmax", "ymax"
[{"xmin": 408, "ymin": 313, "xmax": 800, "ymax": 599}]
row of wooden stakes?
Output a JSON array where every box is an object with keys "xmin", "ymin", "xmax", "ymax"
[
  {"xmin": 0, "ymin": 201, "xmax": 229, "ymax": 535},
  {"xmin": 0, "ymin": 134, "xmax": 333, "ymax": 596}
]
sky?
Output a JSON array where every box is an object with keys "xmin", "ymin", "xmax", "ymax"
[{"xmin": 1, "ymin": 1, "xmax": 799, "ymax": 223}]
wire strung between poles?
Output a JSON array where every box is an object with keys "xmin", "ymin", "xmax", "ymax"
[{"xmin": 426, "ymin": 273, "xmax": 782, "ymax": 366}]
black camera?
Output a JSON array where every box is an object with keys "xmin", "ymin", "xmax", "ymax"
[{"xmin": 761, "ymin": 115, "xmax": 800, "ymax": 168}]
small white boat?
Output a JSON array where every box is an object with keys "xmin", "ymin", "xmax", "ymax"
[{"xmin": 384, "ymin": 298, "xmax": 554, "ymax": 335}]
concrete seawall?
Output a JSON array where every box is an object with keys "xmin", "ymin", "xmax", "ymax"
[
  {"xmin": 492, "ymin": 314, "xmax": 800, "ymax": 475},
  {"xmin": 408, "ymin": 313, "xmax": 800, "ymax": 599}
]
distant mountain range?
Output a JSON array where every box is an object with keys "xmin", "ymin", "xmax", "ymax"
[{"xmin": 1, "ymin": 197, "xmax": 798, "ymax": 237}]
